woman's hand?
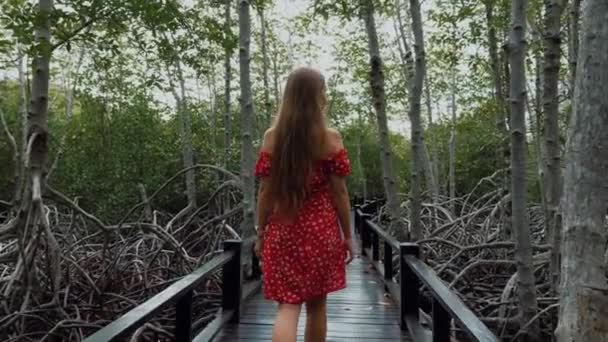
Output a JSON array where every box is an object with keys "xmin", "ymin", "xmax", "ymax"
[
  {"xmin": 254, "ymin": 238, "xmax": 263, "ymax": 259},
  {"xmin": 344, "ymin": 238, "xmax": 354, "ymax": 264}
]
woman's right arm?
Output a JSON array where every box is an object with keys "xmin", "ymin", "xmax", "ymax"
[
  {"xmin": 330, "ymin": 174, "xmax": 352, "ymax": 242},
  {"xmin": 327, "ymin": 129, "xmax": 354, "ymax": 263}
]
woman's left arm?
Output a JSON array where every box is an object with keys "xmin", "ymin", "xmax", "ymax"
[
  {"xmin": 256, "ymin": 179, "xmax": 272, "ymax": 239},
  {"xmin": 254, "ymin": 129, "xmax": 274, "ymax": 256}
]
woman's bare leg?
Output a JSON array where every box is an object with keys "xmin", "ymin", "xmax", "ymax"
[
  {"xmin": 304, "ymin": 296, "xmax": 327, "ymax": 342},
  {"xmin": 272, "ymin": 303, "xmax": 302, "ymax": 342}
]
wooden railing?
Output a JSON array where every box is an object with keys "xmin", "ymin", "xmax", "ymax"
[
  {"xmin": 355, "ymin": 201, "xmax": 499, "ymax": 342},
  {"xmin": 83, "ymin": 237, "xmax": 261, "ymax": 342}
]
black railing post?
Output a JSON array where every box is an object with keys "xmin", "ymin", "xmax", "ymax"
[
  {"xmin": 384, "ymin": 241, "xmax": 393, "ymax": 280},
  {"xmin": 400, "ymin": 243, "xmax": 420, "ymax": 330},
  {"xmin": 432, "ymin": 298, "xmax": 451, "ymax": 342},
  {"xmin": 372, "ymin": 230, "xmax": 379, "ymax": 261},
  {"xmin": 175, "ymin": 290, "xmax": 193, "ymax": 342},
  {"xmin": 354, "ymin": 206, "xmax": 360, "ymax": 235},
  {"xmin": 360, "ymin": 214, "xmax": 372, "ymax": 256},
  {"xmin": 363, "ymin": 201, "xmax": 376, "ymax": 215},
  {"xmin": 222, "ymin": 240, "xmax": 242, "ymax": 323},
  {"xmin": 251, "ymin": 247, "xmax": 261, "ymax": 279}
]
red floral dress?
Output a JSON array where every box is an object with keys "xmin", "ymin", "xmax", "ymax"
[{"xmin": 254, "ymin": 149, "xmax": 352, "ymax": 304}]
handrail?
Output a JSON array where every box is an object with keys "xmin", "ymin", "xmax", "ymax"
[
  {"xmin": 354, "ymin": 203, "xmax": 499, "ymax": 342},
  {"xmin": 404, "ymin": 255, "xmax": 499, "ymax": 342},
  {"xmin": 84, "ymin": 236, "xmax": 261, "ymax": 342},
  {"xmin": 366, "ymin": 218, "xmax": 400, "ymax": 250}
]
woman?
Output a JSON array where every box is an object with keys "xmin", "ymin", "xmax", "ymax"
[{"xmin": 254, "ymin": 67, "xmax": 354, "ymax": 342}]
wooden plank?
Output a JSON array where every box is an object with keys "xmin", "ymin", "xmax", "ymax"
[
  {"xmin": 405, "ymin": 315, "xmax": 432, "ymax": 342},
  {"xmin": 194, "ymin": 309, "xmax": 235, "ymax": 342},
  {"xmin": 365, "ymin": 256, "xmax": 401, "ymax": 305},
  {"xmin": 404, "ymin": 256, "xmax": 499, "ymax": 342},
  {"xmin": 242, "ymin": 280, "xmax": 261, "ymax": 302},
  {"xmin": 84, "ymin": 251, "xmax": 235, "ymax": 342}
]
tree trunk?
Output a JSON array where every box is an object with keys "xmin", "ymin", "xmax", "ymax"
[
  {"xmin": 207, "ymin": 68, "xmax": 219, "ymax": 160},
  {"xmin": 360, "ymin": 0, "xmax": 403, "ymax": 238},
  {"xmin": 356, "ymin": 112, "xmax": 367, "ymax": 201},
  {"xmin": 171, "ymin": 57, "xmax": 197, "ymax": 208},
  {"xmin": 424, "ymin": 73, "xmax": 440, "ymax": 200},
  {"xmin": 272, "ymin": 41, "xmax": 280, "ymax": 108},
  {"xmin": 258, "ymin": 6, "xmax": 272, "ymax": 128},
  {"xmin": 16, "ymin": 47, "xmax": 28, "ymax": 205},
  {"xmin": 542, "ymin": 0, "xmax": 565, "ymax": 294},
  {"xmin": 508, "ymin": 0, "xmax": 540, "ymax": 339},
  {"xmin": 555, "ymin": 1, "xmax": 608, "ymax": 340},
  {"xmin": 48, "ymin": 44, "xmax": 86, "ymax": 180},
  {"xmin": 28, "ymin": 0, "xmax": 53, "ymax": 199},
  {"xmin": 223, "ymin": 0, "xmax": 232, "ymax": 172},
  {"xmin": 484, "ymin": 0, "xmax": 510, "ymax": 181},
  {"xmin": 448, "ymin": 70, "xmax": 457, "ymax": 213},
  {"xmin": 568, "ymin": 0, "xmax": 581, "ymax": 97},
  {"xmin": 394, "ymin": 0, "xmax": 438, "ymax": 203},
  {"xmin": 406, "ymin": 0, "xmax": 427, "ymax": 241},
  {"xmin": 534, "ymin": 50, "xmax": 550, "ymax": 248},
  {"xmin": 138, "ymin": 183, "xmax": 152, "ymax": 222},
  {"xmin": 485, "ymin": 0, "xmax": 507, "ymax": 115},
  {"xmin": 395, "ymin": 0, "xmax": 414, "ymax": 82},
  {"xmin": 239, "ymin": 0, "xmax": 256, "ymax": 239},
  {"xmin": 15, "ymin": 0, "xmax": 61, "ymax": 302}
]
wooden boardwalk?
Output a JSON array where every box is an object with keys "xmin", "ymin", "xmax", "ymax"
[{"xmin": 214, "ymin": 247, "xmax": 412, "ymax": 341}]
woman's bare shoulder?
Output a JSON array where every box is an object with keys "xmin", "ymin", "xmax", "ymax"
[
  {"xmin": 261, "ymin": 127, "xmax": 275, "ymax": 152},
  {"xmin": 325, "ymin": 128, "xmax": 345, "ymax": 152}
]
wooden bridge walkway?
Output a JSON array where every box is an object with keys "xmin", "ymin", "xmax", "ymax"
[
  {"xmin": 84, "ymin": 201, "xmax": 499, "ymax": 342},
  {"xmin": 214, "ymin": 241, "xmax": 412, "ymax": 341}
]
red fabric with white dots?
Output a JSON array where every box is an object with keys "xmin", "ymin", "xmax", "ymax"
[{"xmin": 254, "ymin": 149, "xmax": 351, "ymax": 304}]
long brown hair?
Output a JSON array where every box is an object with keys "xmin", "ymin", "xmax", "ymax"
[{"xmin": 268, "ymin": 67, "xmax": 327, "ymax": 216}]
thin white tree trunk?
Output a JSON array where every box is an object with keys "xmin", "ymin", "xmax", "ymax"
[
  {"xmin": 394, "ymin": 0, "xmax": 438, "ymax": 203},
  {"xmin": 223, "ymin": 0, "xmax": 232, "ymax": 172},
  {"xmin": 48, "ymin": 44, "xmax": 86, "ymax": 180},
  {"xmin": 484, "ymin": 0, "xmax": 507, "ymax": 119},
  {"xmin": 177, "ymin": 59, "xmax": 197, "ymax": 208},
  {"xmin": 395, "ymin": 0, "xmax": 414, "ymax": 82},
  {"xmin": 555, "ymin": 1, "xmax": 608, "ymax": 340},
  {"xmin": 508, "ymin": 0, "xmax": 540, "ymax": 339},
  {"xmin": 424, "ymin": 74, "xmax": 440, "ymax": 199},
  {"xmin": 484, "ymin": 0, "xmax": 510, "ymax": 189},
  {"xmin": 361, "ymin": 0, "xmax": 403, "ymax": 238},
  {"xmin": 356, "ymin": 111, "xmax": 367, "ymax": 201},
  {"xmin": 207, "ymin": 70, "xmax": 218, "ymax": 160},
  {"xmin": 239, "ymin": 0, "xmax": 256, "ymax": 238},
  {"xmin": 542, "ymin": 0, "xmax": 565, "ymax": 294},
  {"xmin": 167, "ymin": 56, "xmax": 197, "ymax": 208},
  {"xmin": 533, "ymin": 52, "xmax": 549, "ymax": 244},
  {"xmin": 407, "ymin": 0, "xmax": 426, "ymax": 241},
  {"xmin": 138, "ymin": 183, "xmax": 152, "ymax": 221},
  {"xmin": 16, "ymin": 47, "xmax": 28, "ymax": 205},
  {"xmin": 448, "ymin": 70, "xmax": 457, "ymax": 213},
  {"xmin": 272, "ymin": 41, "xmax": 280, "ymax": 108},
  {"xmin": 258, "ymin": 6, "xmax": 271, "ymax": 128}
]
